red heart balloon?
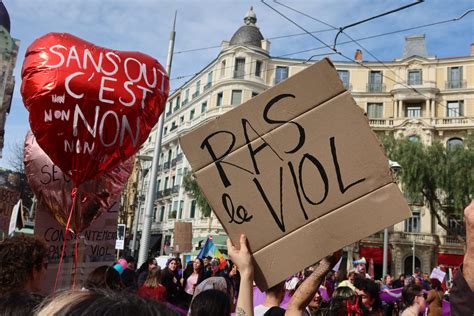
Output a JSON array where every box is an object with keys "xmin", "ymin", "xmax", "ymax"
[
  {"xmin": 21, "ymin": 33, "xmax": 169, "ymax": 185},
  {"xmin": 24, "ymin": 131, "xmax": 134, "ymax": 233}
]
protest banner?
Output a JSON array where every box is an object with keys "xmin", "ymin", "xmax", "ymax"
[
  {"xmin": 35, "ymin": 199, "xmax": 119, "ymax": 294},
  {"xmin": 0, "ymin": 187, "xmax": 20, "ymax": 238},
  {"xmin": 430, "ymin": 267, "xmax": 447, "ymax": 283},
  {"xmin": 180, "ymin": 58, "xmax": 411, "ymax": 290},
  {"xmin": 115, "ymin": 224, "xmax": 126, "ymax": 250},
  {"xmin": 173, "ymin": 221, "xmax": 193, "ymax": 253}
]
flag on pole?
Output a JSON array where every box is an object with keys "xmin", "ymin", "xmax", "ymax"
[{"xmin": 197, "ymin": 236, "xmax": 227, "ymax": 270}]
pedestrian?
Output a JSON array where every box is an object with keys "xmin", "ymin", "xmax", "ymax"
[
  {"xmin": 138, "ymin": 266, "xmax": 167, "ymax": 302},
  {"xmin": 121, "ymin": 255, "xmax": 138, "ymax": 291},
  {"xmin": 393, "ymin": 274, "xmax": 405, "ymax": 288},
  {"xmin": 426, "ymin": 278, "xmax": 443, "ymax": 316},
  {"xmin": 401, "ymin": 284, "xmax": 426, "ymax": 316},
  {"xmin": 182, "ymin": 258, "xmax": 206, "ymax": 305},
  {"xmin": 137, "ymin": 258, "xmax": 158, "ymax": 288},
  {"xmin": 161, "ymin": 257, "xmax": 183, "ymax": 305}
]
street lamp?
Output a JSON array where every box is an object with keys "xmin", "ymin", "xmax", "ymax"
[
  {"xmin": 130, "ymin": 155, "xmax": 153, "ymax": 257},
  {"xmin": 383, "ymin": 160, "xmax": 402, "ymax": 278}
]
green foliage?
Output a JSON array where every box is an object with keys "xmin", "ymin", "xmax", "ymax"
[
  {"xmin": 182, "ymin": 172, "xmax": 212, "ymax": 217},
  {"xmin": 390, "ymin": 134, "xmax": 473, "ymax": 237}
]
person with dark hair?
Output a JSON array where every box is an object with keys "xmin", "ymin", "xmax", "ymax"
[
  {"xmin": 393, "ymin": 274, "xmax": 405, "ymax": 288},
  {"xmin": 0, "ymin": 235, "xmax": 48, "ymax": 296},
  {"xmin": 254, "ymin": 281, "xmax": 286, "ymax": 315},
  {"xmin": 36, "ymin": 289, "xmax": 179, "ymax": 316},
  {"xmin": 0, "ymin": 292, "xmax": 43, "ymax": 316},
  {"xmin": 337, "ymin": 270, "xmax": 357, "ymax": 291},
  {"xmin": 161, "ymin": 257, "xmax": 183, "ymax": 305},
  {"xmin": 121, "ymin": 255, "xmax": 137, "ymax": 291},
  {"xmin": 190, "ymin": 288, "xmax": 231, "ymax": 316},
  {"xmin": 354, "ymin": 277, "xmax": 383, "ymax": 315},
  {"xmin": 425, "ymin": 278, "xmax": 443, "ymax": 316},
  {"xmin": 137, "ymin": 258, "xmax": 158, "ymax": 288},
  {"xmin": 401, "ymin": 284, "xmax": 425, "ymax": 316},
  {"xmin": 327, "ymin": 286, "xmax": 359, "ymax": 316},
  {"xmin": 183, "ymin": 258, "xmax": 206, "ymax": 305},
  {"xmin": 226, "ymin": 260, "xmax": 241, "ymax": 306},
  {"xmin": 138, "ymin": 267, "xmax": 167, "ymax": 302},
  {"xmin": 84, "ymin": 265, "xmax": 123, "ymax": 291}
]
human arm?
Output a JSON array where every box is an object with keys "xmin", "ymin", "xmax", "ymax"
[
  {"xmin": 227, "ymin": 234, "xmax": 254, "ymax": 316},
  {"xmin": 285, "ymin": 251, "xmax": 342, "ymax": 316}
]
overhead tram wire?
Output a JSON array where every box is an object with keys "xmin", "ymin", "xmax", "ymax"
[{"xmin": 262, "ymin": 0, "xmax": 474, "ymax": 122}]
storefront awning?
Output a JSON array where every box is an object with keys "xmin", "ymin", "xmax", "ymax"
[
  {"xmin": 437, "ymin": 253, "xmax": 463, "ymax": 267},
  {"xmin": 360, "ymin": 246, "xmax": 391, "ymax": 264}
]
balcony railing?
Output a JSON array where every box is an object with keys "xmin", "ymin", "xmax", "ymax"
[
  {"xmin": 445, "ymin": 80, "xmax": 467, "ymax": 89},
  {"xmin": 234, "ymin": 71, "xmax": 245, "ymax": 79},
  {"xmin": 173, "ymin": 105, "xmax": 180, "ymax": 112},
  {"xmin": 182, "ymin": 99, "xmax": 189, "ymax": 106},
  {"xmin": 366, "ymin": 83, "xmax": 386, "ymax": 92},
  {"xmin": 176, "ymin": 153, "xmax": 183, "ymax": 162},
  {"xmin": 204, "ymin": 82, "xmax": 212, "ymax": 91},
  {"xmin": 170, "ymin": 125, "xmax": 178, "ymax": 131},
  {"xmin": 163, "ymin": 161, "xmax": 170, "ymax": 170},
  {"xmin": 391, "ymin": 232, "xmax": 438, "ymax": 244},
  {"xmin": 171, "ymin": 158, "xmax": 177, "ymax": 168},
  {"xmin": 172, "ymin": 185, "xmax": 180, "ymax": 194},
  {"xmin": 192, "ymin": 91, "xmax": 200, "ymax": 99},
  {"xmin": 434, "ymin": 117, "xmax": 470, "ymax": 126},
  {"xmin": 163, "ymin": 188, "xmax": 171, "ymax": 197},
  {"xmin": 368, "ymin": 118, "xmax": 394, "ymax": 127}
]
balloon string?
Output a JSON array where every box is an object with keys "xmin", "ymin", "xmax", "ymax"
[
  {"xmin": 72, "ymin": 233, "xmax": 79, "ymax": 288},
  {"xmin": 53, "ymin": 187, "xmax": 78, "ymax": 292}
]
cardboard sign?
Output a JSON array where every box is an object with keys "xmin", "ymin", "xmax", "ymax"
[
  {"xmin": 430, "ymin": 267, "xmax": 446, "ymax": 283},
  {"xmin": 0, "ymin": 187, "xmax": 21, "ymax": 237},
  {"xmin": 180, "ymin": 59, "xmax": 411, "ymax": 290},
  {"xmin": 173, "ymin": 221, "xmax": 193, "ymax": 253},
  {"xmin": 34, "ymin": 200, "xmax": 119, "ymax": 294},
  {"xmin": 115, "ymin": 224, "xmax": 126, "ymax": 250}
]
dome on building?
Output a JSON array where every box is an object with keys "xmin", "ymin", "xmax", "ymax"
[
  {"xmin": 229, "ymin": 6, "xmax": 264, "ymax": 48},
  {"xmin": 0, "ymin": 1, "xmax": 10, "ymax": 33}
]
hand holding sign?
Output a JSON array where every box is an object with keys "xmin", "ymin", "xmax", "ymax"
[
  {"xmin": 21, "ymin": 33, "xmax": 169, "ymax": 185},
  {"xmin": 24, "ymin": 131, "xmax": 133, "ymax": 233}
]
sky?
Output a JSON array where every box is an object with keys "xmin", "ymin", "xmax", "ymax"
[{"xmin": 1, "ymin": 0, "xmax": 473, "ymax": 169}]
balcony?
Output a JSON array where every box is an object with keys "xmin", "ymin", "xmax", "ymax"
[
  {"xmin": 170, "ymin": 124, "xmax": 178, "ymax": 132},
  {"xmin": 433, "ymin": 117, "xmax": 470, "ymax": 127},
  {"xmin": 165, "ymin": 111, "xmax": 172, "ymax": 118},
  {"xmin": 172, "ymin": 185, "xmax": 180, "ymax": 194},
  {"xmin": 176, "ymin": 153, "xmax": 183, "ymax": 162},
  {"xmin": 171, "ymin": 158, "xmax": 177, "ymax": 168},
  {"xmin": 445, "ymin": 80, "xmax": 467, "ymax": 89},
  {"xmin": 182, "ymin": 99, "xmax": 189, "ymax": 106},
  {"xmin": 163, "ymin": 161, "xmax": 170, "ymax": 170},
  {"xmin": 192, "ymin": 91, "xmax": 200, "ymax": 99},
  {"xmin": 234, "ymin": 70, "xmax": 245, "ymax": 79},
  {"xmin": 204, "ymin": 82, "xmax": 212, "ymax": 91},
  {"xmin": 163, "ymin": 188, "xmax": 172, "ymax": 197},
  {"xmin": 391, "ymin": 232, "xmax": 438, "ymax": 245},
  {"xmin": 366, "ymin": 83, "xmax": 386, "ymax": 92},
  {"xmin": 368, "ymin": 118, "xmax": 394, "ymax": 128},
  {"xmin": 155, "ymin": 191, "xmax": 163, "ymax": 199},
  {"xmin": 362, "ymin": 231, "xmax": 384, "ymax": 243},
  {"xmin": 173, "ymin": 105, "xmax": 180, "ymax": 112}
]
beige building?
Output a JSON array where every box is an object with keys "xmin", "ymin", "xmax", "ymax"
[
  {"xmin": 131, "ymin": 8, "xmax": 472, "ymax": 276},
  {"xmin": 0, "ymin": 3, "xmax": 20, "ymax": 158}
]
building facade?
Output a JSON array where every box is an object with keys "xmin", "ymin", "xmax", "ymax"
[
  {"xmin": 0, "ymin": 3, "xmax": 20, "ymax": 158},
  {"xmin": 131, "ymin": 8, "xmax": 472, "ymax": 276}
]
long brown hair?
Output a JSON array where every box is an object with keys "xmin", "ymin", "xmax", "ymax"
[{"xmin": 144, "ymin": 267, "xmax": 162, "ymax": 288}]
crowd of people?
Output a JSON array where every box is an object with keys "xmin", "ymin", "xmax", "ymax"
[{"xmin": 0, "ymin": 201, "xmax": 473, "ymax": 315}]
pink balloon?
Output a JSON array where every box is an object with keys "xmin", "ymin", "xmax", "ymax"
[{"xmin": 24, "ymin": 131, "xmax": 133, "ymax": 233}]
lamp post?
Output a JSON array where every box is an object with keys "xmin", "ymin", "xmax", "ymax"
[
  {"xmin": 383, "ymin": 160, "xmax": 402, "ymax": 277},
  {"xmin": 131, "ymin": 155, "xmax": 152, "ymax": 257}
]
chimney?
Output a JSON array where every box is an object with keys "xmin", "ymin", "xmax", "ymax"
[
  {"xmin": 471, "ymin": 43, "xmax": 474, "ymax": 56},
  {"xmin": 354, "ymin": 49, "xmax": 363, "ymax": 61}
]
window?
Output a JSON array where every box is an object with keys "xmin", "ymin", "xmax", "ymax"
[
  {"xmin": 405, "ymin": 210, "xmax": 421, "ymax": 233},
  {"xmin": 156, "ymin": 179, "xmax": 161, "ymax": 192},
  {"xmin": 201, "ymin": 101, "xmax": 207, "ymax": 113},
  {"xmin": 447, "ymin": 138, "xmax": 463, "ymax": 151},
  {"xmin": 179, "ymin": 115, "xmax": 184, "ymax": 123},
  {"xmin": 178, "ymin": 200, "xmax": 184, "ymax": 219},
  {"xmin": 368, "ymin": 71, "xmax": 383, "ymax": 92},
  {"xmin": 221, "ymin": 60, "xmax": 226, "ymax": 77},
  {"xmin": 205, "ymin": 71, "xmax": 213, "ymax": 90},
  {"xmin": 234, "ymin": 58, "xmax": 245, "ymax": 79},
  {"xmin": 172, "ymin": 176, "xmax": 176, "ymax": 187},
  {"xmin": 405, "ymin": 105, "xmax": 421, "ymax": 118},
  {"xmin": 231, "ymin": 90, "xmax": 242, "ymax": 105},
  {"xmin": 447, "ymin": 100, "xmax": 464, "ymax": 117},
  {"xmin": 190, "ymin": 109, "xmax": 195, "ymax": 120},
  {"xmin": 408, "ymin": 69, "xmax": 422, "ymax": 85},
  {"xmin": 176, "ymin": 96, "xmax": 180, "ymax": 107},
  {"xmin": 159, "ymin": 206, "xmax": 165, "ymax": 222},
  {"xmin": 337, "ymin": 70, "xmax": 350, "ymax": 89},
  {"xmin": 176, "ymin": 168, "xmax": 183, "ymax": 186},
  {"xmin": 164, "ymin": 127, "xmax": 168, "ymax": 135},
  {"xmin": 153, "ymin": 206, "xmax": 157, "ymax": 222},
  {"xmin": 275, "ymin": 66, "xmax": 289, "ymax": 84},
  {"xmin": 255, "ymin": 60, "xmax": 262, "ymax": 77},
  {"xmin": 167, "ymin": 101, "xmax": 172, "ymax": 113},
  {"xmin": 164, "ymin": 177, "xmax": 169, "ymax": 189},
  {"xmin": 190, "ymin": 200, "xmax": 196, "ymax": 218},
  {"xmin": 216, "ymin": 92, "xmax": 223, "ymax": 106},
  {"xmin": 447, "ymin": 66, "xmax": 463, "ymax": 89},
  {"xmin": 252, "ymin": 92, "xmax": 258, "ymax": 98},
  {"xmin": 407, "ymin": 135, "xmax": 420, "ymax": 142},
  {"xmin": 367, "ymin": 103, "xmax": 383, "ymax": 118},
  {"xmin": 193, "ymin": 80, "xmax": 201, "ymax": 98},
  {"xmin": 167, "ymin": 149, "xmax": 172, "ymax": 162}
]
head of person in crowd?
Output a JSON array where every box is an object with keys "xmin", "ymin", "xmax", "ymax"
[
  {"xmin": 328, "ymin": 286, "xmax": 359, "ymax": 315},
  {"xmin": 84, "ymin": 265, "xmax": 123, "ymax": 291},
  {"xmin": 265, "ymin": 281, "xmax": 286, "ymax": 306},
  {"xmin": 228, "ymin": 261, "xmax": 239, "ymax": 278},
  {"xmin": 183, "ymin": 260, "xmax": 194, "ymax": 276},
  {"xmin": 166, "ymin": 257, "xmax": 179, "ymax": 273},
  {"xmin": 210, "ymin": 258, "xmax": 221, "ymax": 275},
  {"xmin": 125, "ymin": 256, "xmax": 136, "ymax": 270},
  {"xmin": 138, "ymin": 258, "xmax": 157, "ymax": 275},
  {"xmin": 190, "ymin": 289, "xmax": 231, "ymax": 316},
  {"xmin": 354, "ymin": 277, "xmax": 382, "ymax": 313},
  {"xmin": 193, "ymin": 258, "xmax": 204, "ymax": 273},
  {"xmin": 144, "ymin": 267, "xmax": 162, "ymax": 288},
  {"xmin": 348, "ymin": 270, "xmax": 356, "ymax": 284},
  {"xmin": 356, "ymin": 263, "xmax": 367, "ymax": 275},
  {"xmin": 0, "ymin": 292, "xmax": 43, "ymax": 316},
  {"xmin": 383, "ymin": 274, "xmax": 393, "ymax": 286},
  {"xmin": 191, "ymin": 276, "xmax": 235, "ymax": 312},
  {"xmin": 404, "ymin": 275, "xmax": 415, "ymax": 286},
  {"xmin": 430, "ymin": 278, "xmax": 442, "ymax": 291},
  {"xmin": 402, "ymin": 284, "xmax": 426, "ymax": 313},
  {"xmin": 203, "ymin": 256, "xmax": 212, "ymax": 268},
  {"xmin": 36, "ymin": 289, "xmax": 178, "ymax": 316},
  {"xmin": 307, "ymin": 288, "xmax": 324, "ymax": 312},
  {"xmin": 0, "ymin": 235, "xmax": 48, "ymax": 295},
  {"xmin": 263, "ymin": 306, "xmax": 286, "ymax": 316}
]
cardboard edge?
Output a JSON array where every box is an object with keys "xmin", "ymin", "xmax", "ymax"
[{"xmin": 252, "ymin": 182, "xmax": 411, "ymax": 290}]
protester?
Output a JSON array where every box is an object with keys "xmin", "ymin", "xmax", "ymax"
[
  {"xmin": 0, "ymin": 292, "xmax": 43, "ymax": 316},
  {"xmin": 227, "ymin": 260, "xmax": 241, "ymax": 303},
  {"xmin": 0, "ymin": 235, "xmax": 48, "ymax": 296},
  {"xmin": 161, "ymin": 257, "xmax": 183, "ymax": 305},
  {"xmin": 137, "ymin": 258, "xmax": 158, "ymax": 288},
  {"xmin": 138, "ymin": 266, "xmax": 167, "ymax": 302},
  {"xmin": 337, "ymin": 270, "xmax": 356, "ymax": 290},
  {"xmin": 203, "ymin": 256, "xmax": 212, "ymax": 272},
  {"xmin": 393, "ymin": 274, "xmax": 405, "ymax": 288},
  {"xmin": 206, "ymin": 258, "xmax": 224, "ymax": 278},
  {"xmin": 36, "ymin": 289, "xmax": 178, "ymax": 316},
  {"xmin": 381, "ymin": 274, "xmax": 399, "ymax": 316},
  {"xmin": 326, "ymin": 286, "xmax": 359, "ymax": 315},
  {"xmin": 182, "ymin": 258, "xmax": 206, "ymax": 305},
  {"xmin": 401, "ymin": 284, "xmax": 425, "ymax": 316},
  {"xmin": 425, "ymin": 278, "xmax": 443, "ymax": 316},
  {"xmin": 253, "ymin": 281, "xmax": 286, "ymax": 315},
  {"xmin": 354, "ymin": 277, "xmax": 383, "ymax": 315},
  {"xmin": 285, "ymin": 251, "xmax": 342, "ymax": 316},
  {"xmin": 121, "ymin": 255, "xmax": 138, "ymax": 291},
  {"xmin": 84, "ymin": 265, "xmax": 123, "ymax": 291},
  {"xmin": 450, "ymin": 200, "xmax": 474, "ymax": 313},
  {"xmin": 190, "ymin": 289, "xmax": 231, "ymax": 316}
]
